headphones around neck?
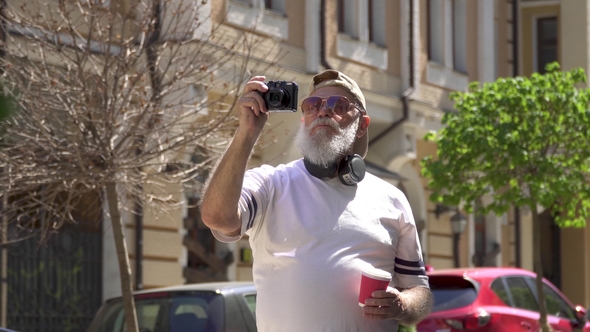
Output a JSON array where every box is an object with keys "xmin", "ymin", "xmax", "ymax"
[{"xmin": 304, "ymin": 154, "xmax": 366, "ymax": 186}]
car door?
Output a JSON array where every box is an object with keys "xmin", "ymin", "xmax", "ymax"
[
  {"xmin": 224, "ymin": 291, "xmax": 257, "ymax": 332},
  {"xmin": 237, "ymin": 292, "xmax": 257, "ymax": 331},
  {"xmin": 502, "ymin": 277, "xmax": 542, "ymax": 331},
  {"xmin": 521, "ymin": 276, "xmax": 578, "ymax": 332},
  {"xmin": 540, "ymin": 282, "xmax": 578, "ymax": 332}
]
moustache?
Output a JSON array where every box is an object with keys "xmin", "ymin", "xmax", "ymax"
[{"xmin": 309, "ymin": 117, "xmax": 340, "ymax": 133}]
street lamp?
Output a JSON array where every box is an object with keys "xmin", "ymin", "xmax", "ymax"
[
  {"xmin": 451, "ymin": 211, "xmax": 468, "ymax": 268},
  {"xmin": 433, "ymin": 203, "xmax": 468, "ymax": 267}
]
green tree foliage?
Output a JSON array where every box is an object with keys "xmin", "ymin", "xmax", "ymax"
[
  {"xmin": 398, "ymin": 324, "xmax": 417, "ymax": 332},
  {"xmin": 422, "ymin": 63, "xmax": 590, "ymax": 225},
  {"xmin": 421, "ymin": 63, "xmax": 590, "ymax": 331}
]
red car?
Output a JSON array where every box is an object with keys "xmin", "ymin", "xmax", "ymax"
[{"xmin": 417, "ymin": 267, "xmax": 590, "ymax": 332}]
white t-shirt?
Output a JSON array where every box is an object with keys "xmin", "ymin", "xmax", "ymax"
[{"xmin": 213, "ymin": 159, "xmax": 429, "ymax": 332}]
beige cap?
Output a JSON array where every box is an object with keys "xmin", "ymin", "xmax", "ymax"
[{"xmin": 308, "ymin": 69, "xmax": 369, "ymax": 158}]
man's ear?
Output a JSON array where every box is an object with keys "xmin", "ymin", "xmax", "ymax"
[{"xmin": 356, "ymin": 115, "xmax": 370, "ymax": 138}]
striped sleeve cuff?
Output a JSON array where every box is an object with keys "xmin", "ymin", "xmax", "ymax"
[
  {"xmin": 394, "ymin": 257, "xmax": 426, "ymax": 276},
  {"xmin": 241, "ymin": 191, "xmax": 258, "ymax": 231}
]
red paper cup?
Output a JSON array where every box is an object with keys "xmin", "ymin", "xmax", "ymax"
[{"xmin": 358, "ymin": 267, "xmax": 392, "ymax": 307}]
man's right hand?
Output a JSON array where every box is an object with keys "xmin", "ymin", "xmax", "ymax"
[
  {"xmin": 200, "ymin": 76, "xmax": 272, "ymax": 236},
  {"xmin": 237, "ymin": 76, "xmax": 270, "ymax": 138}
]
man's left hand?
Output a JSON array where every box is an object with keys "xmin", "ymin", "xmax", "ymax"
[{"xmin": 362, "ymin": 287, "xmax": 408, "ymax": 320}]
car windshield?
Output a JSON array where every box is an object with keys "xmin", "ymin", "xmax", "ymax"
[
  {"xmin": 429, "ymin": 275, "xmax": 478, "ymax": 312},
  {"xmin": 89, "ymin": 291, "xmax": 225, "ymax": 332}
]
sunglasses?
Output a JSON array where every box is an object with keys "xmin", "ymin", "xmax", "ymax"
[{"xmin": 300, "ymin": 95, "xmax": 362, "ymax": 117}]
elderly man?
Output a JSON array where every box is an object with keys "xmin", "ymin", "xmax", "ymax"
[{"xmin": 200, "ymin": 70, "xmax": 433, "ymax": 331}]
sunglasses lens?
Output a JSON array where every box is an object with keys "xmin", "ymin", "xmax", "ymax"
[
  {"xmin": 301, "ymin": 96, "xmax": 352, "ymax": 116},
  {"xmin": 327, "ymin": 96, "xmax": 351, "ymax": 115},
  {"xmin": 301, "ymin": 97, "xmax": 322, "ymax": 114}
]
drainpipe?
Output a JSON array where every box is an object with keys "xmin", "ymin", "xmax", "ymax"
[
  {"xmin": 368, "ymin": 0, "xmax": 415, "ymax": 147},
  {"xmin": 369, "ymin": 88, "xmax": 412, "ymax": 145},
  {"xmin": 320, "ymin": 0, "xmax": 332, "ymax": 70},
  {"xmin": 512, "ymin": 0, "xmax": 522, "ymax": 268}
]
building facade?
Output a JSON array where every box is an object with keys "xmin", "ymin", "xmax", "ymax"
[{"xmin": 99, "ymin": 0, "xmax": 590, "ymax": 313}]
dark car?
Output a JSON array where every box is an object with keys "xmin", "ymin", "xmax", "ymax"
[
  {"xmin": 417, "ymin": 267, "xmax": 590, "ymax": 332},
  {"xmin": 87, "ymin": 282, "xmax": 257, "ymax": 332}
]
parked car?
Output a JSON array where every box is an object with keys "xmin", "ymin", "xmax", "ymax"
[
  {"xmin": 417, "ymin": 267, "xmax": 590, "ymax": 332},
  {"xmin": 87, "ymin": 282, "xmax": 257, "ymax": 332}
]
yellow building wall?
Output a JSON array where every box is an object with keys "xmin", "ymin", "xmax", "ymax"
[
  {"xmin": 286, "ymin": 1, "xmax": 306, "ymax": 48},
  {"xmin": 385, "ymin": 0, "xmax": 402, "ymax": 78},
  {"xmin": 130, "ymin": 180, "xmax": 185, "ymax": 288},
  {"xmin": 502, "ymin": 208, "xmax": 517, "ymax": 267},
  {"xmin": 561, "ymin": 225, "xmax": 590, "ymax": 307},
  {"xmin": 416, "ymin": 138, "xmax": 461, "ymax": 269}
]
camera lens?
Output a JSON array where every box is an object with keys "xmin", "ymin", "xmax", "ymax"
[{"xmin": 266, "ymin": 88, "xmax": 289, "ymax": 108}]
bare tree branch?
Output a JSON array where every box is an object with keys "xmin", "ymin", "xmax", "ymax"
[{"xmin": 0, "ymin": 0, "xmax": 281, "ymax": 330}]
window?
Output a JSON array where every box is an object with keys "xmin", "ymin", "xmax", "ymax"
[
  {"xmin": 543, "ymin": 284, "xmax": 575, "ymax": 319},
  {"xmin": 91, "ymin": 293, "xmax": 223, "ymax": 332},
  {"xmin": 428, "ymin": 0, "xmax": 444, "ymax": 64},
  {"xmin": 243, "ymin": 294, "xmax": 257, "ymax": 317},
  {"xmin": 490, "ymin": 278, "xmax": 511, "ymax": 305},
  {"xmin": 369, "ymin": 0, "xmax": 386, "ymax": 46},
  {"xmin": 338, "ymin": 0, "xmax": 358, "ymax": 38},
  {"xmin": 425, "ymin": 0, "xmax": 468, "ymax": 90},
  {"xmin": 506, "ymin": 277, "xmax": 539, "ymax": 312},
  {"xmin": 452, "ymin": 0, "xmax": 467, "ymax": 72},
  {"xmin": 428, "ymin": 276, "xmax": 478, "ymax": 313},
  {"xmin": 336, "ymin": 0, "xmax": 387, "ymax": 69},
  {"xmin": 227, "ymin": 0, "xmax": 289, "ymax": 39},
  {"xmin": 265, "ymin": 0, "xmax": 286, "ymax": 14},
  {"xmin": 338, "ymin": 0, "xmax": 385, "ymax": 45},
  {"xmin": 536, "ymin": 17, "xmax": 558, "ymax": 73},
  {"xmin": 427, "ymin": 0, "xmax": 466, "ymax": 72}
]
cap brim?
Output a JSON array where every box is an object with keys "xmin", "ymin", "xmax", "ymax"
[{"xmin": 353, "ymin": 130, "xmax": 369, "ymax": 158}]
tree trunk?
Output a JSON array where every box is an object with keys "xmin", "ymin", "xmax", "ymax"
[
  {"xmin": 0, "ymin": 193, "xmax": 7, "ymax": 326},
  {"xmin": 105, "ymin": 182, "xmax": 139, "ymax": 332},
  {"xmin": 530, "ymin": 201, "xmax": 552, "ymax": 332}
]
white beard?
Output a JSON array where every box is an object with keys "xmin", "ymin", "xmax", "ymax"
[{"xmin": 294, "ymin": 116, "xmax": 360, "ymax": 167}]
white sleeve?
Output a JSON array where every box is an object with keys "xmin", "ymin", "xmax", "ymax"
[
  {"xmin": 211, "ymin": 165, "xmax": 273, "ymax": 243},
  {"xmin": 392, "ymin": 195, "xmax": 430, "ymax": 289}
]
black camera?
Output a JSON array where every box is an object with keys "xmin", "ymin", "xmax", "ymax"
[{"xmin": 260, "ymin": 81, "xmax": 298, "ymax": 112}]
